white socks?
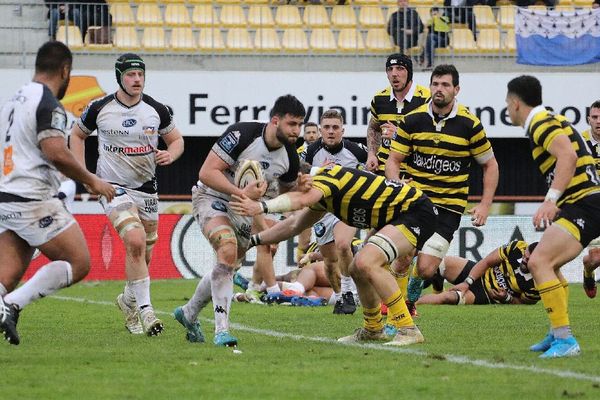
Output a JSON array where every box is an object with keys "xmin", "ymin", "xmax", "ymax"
[
  {"xmin": 126, "ymin": 277, "xmax": 152, "ymax": 311},
  {"xmin": 211, "ymin": 263, "xmax": 234, "ymax": 334},
  {"xmin": 266, "ymin": 284, "xmax": 280, "ymax": 295},
  {"xmin": 183, "ymin": 273, "xmax": 212, "ymax": 322},
  {"xmin": 5, "ymin": 261, "xmax": 72, "ymax": 309}
]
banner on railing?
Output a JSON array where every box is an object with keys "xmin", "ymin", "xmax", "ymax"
[
  {"xmin": 516, "ymin": 8, "xmax": 600, "ymax": 66},
  {"xmin": 23, "ymin": 214, "xmax": 586, "ymax": 283}
]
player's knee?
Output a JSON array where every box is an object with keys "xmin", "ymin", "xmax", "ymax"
[
  {"xmin": 589, "ymin": 247, "xmax": 600, "ymax": 264},
  {"xmin": 208, "ymin": 225, "xmax": 238, "ymax": 264},
  {"xmin": 123, "ymin": 230, "xmax": 147, "ymax": 259},
  {"xmin": 70, "ymin": 253, "xmax": 91, "ymax": 282}
]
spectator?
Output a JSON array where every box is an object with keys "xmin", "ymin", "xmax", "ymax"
[
  {"xmin": 45, "ymin": 0, "xmax": 83, "ymax": 41},
  {"xmin": 444, "ymin": 0, "xmax": 477, "ymax": 39},
  {"xmin": 81, "ymin": 0, "xmax": 112, "ymax": 43},
  {"xmin": 387, "ymin": 0, "xmax": 423, "ymax": 52},
  {"xmin": 421, "ymin": 7, "xmax": 450, "ymax": 69}
]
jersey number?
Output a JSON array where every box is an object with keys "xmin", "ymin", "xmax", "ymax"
[{"xmin": 3, "ymin": 108, "xmax": 15, "ymax": 175}]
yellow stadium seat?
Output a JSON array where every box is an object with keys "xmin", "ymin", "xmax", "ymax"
[
  {"xmin": 415, "ymin": 6, "xmax": 431, "ymax": 26},
  {"xmin": 245, "ymin": 0, "xmax": 270, "ymax": 4},
  {"xmin": 504, "ymin": 28, "xmax": 516, "ymax": 53},
  {"xmin": 408, "ymin": 0, "xmax": 434, "ymax": 5},
  {"xmin": 189, "ymin": 0, "xmax": 238, "ymax": 3},
  {"xmin": 528, "ymin": 5, "xmax": 547, "ymax": 11},
  {"xmin": 354, "ymin": 0, "xmax": 381, "ymax": 4},
  {"xmin": 331, "ymin": 6, "xmax": 357, "ymax": 28},
  {"xmin": 160, "ymin": 0, "xmax": 186, "ymax": 3},
  {"xmin": 281, "ymin": 28, "xmax": 309, "ymax": 52},
  {"xmin": 309, "ymin": 28, "xmax": 337, "ymax": 53},
  {"xmin": 303, "ymin": 5, "xmax": 330, "ymax": 28},
  {"xmin": 382, "ymin": 0, "xmax": 400, "ymax": 4},
  {"xmin": 136, "ymin": 4, "xmax": 162, "ymax": 27},
  {"xmin": 337, "ymin": 28, "xmax": 365, "ymax": 52},
  {"xmin": 111, "ymin": 3, "xmax": 135, "ymax": 26},
  {"xmin": 573, "ymin": 0, "xmax": 593, "ymax": 6},
  {"xmin": 554, "ymin": 5, "xmax": 575, "ymax": 12},
  {"xmin": 198, "ymin": 28, "xmax": 225, "ymax": 51},
  {"xmin": 473, "ymin": 5, "xmax": 497, "ymax": 28},
  {"xmin": 170, "ymin": 27, "xmax": 196, "ymax": 51},
  {"xmin": 164, "ymin": 4, "xmax": 191, "ymax": 27},
  {"xmin": 254, "ymin": 28, "xmax": 280, "ymax": 52},
  {"xmin": 56, "ymin": 25, "xmax": 84, "ymax": 50},
  {"xmin": 192, "ymin": 5, "xmax": 218, "ymax": 27},
  {"xmin": 142, "ymin": 27, "xmax": 166, "ymax": 50},
  {"xmin": 220, "ymin": 5, "xmax": 247, "ymax": 28},
  {"xmin": 498, "ymin": 6, "xmax": 515, "ymax": 29},
  {"xmin": 114, "ymin": 26, "xmax": 141, "ymax": 50},
  {"xmin": 226, "ymin": 28, "xmax": 253, "ymax": 51},
  {"xmin": 358, "ymin": 6, "xmax": 386, "ymax": 28},
  {"xmin": 247, "ymin": 5, "xmax": 275, "ymax": 28},
  {"xmin": 477, "ymin": 28, "xmax": 501, "ymax": 52},
  {"xmin": 275, "ymin": 5, "xmax": 303, "ymax": 28},
  {"xmin": 451, "ymin": 28, "xmax": 477, "ymax": 52},
  {"xmin": 365, "ymin": 28, "xmax": 394, "ymax": 52}
]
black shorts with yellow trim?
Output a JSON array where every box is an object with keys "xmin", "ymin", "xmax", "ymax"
[
  {"xmin": 554, "ymin": 192, "xmax": 600, "ymax": 247},
  {"xmin": 432, "ymin": 206, "xmax": 462, "ymax": 243},
  {"xmin": 388, "ymin": 196, "xmax": 437, "ymax": 250},
  {"xmin": 457, "ymin": 260, "xmax": 491, "ymax": 305}
]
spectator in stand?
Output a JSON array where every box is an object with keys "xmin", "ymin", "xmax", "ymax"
[
  {"xmin": 387, "ymin": 0, "xmax": 423, "ymax": 53},
  {"xmin": 80, "ymin": 0, "xmax": 112, "ymax": 43},
  {"xmin": 45, "ymin": 0, "xmax": 83, "ymax": 41},
  {"xmin": 443, "ymin": 0, "xmax": 477, "ymax": 39},
  {"xmin": 421, "ymin": 7, "xmax": 450, "ymax": 69}
]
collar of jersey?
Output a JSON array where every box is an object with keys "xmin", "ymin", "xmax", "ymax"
[
  {"xmin": 426, "ymin": 100, "xmax": 458, "ymax": 132},
  {"xmin": 113, "ymin": 92, "xmax": 142, "ymax": 109},
  {"xmin": 388, "ymin": 82, "xmax": 415, "ymax": 104},
  {"xmin": 523, "ymin": 105, "xmax": 547, "ymax": 137}
]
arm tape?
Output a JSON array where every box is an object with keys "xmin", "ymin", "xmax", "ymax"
[{"xmin": 263, "ymin": 194, "xmax": 293, "ymax": 214}]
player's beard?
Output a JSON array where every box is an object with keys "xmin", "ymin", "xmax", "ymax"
[
  {"xmin": 57, "ymin": 75, "xmax": 70, "ymax": 100},
  {"xmin": 432, "ymin": 93, "xmax": 452, "ymax": 109},
  {"xmin": 276, "ymin": 126, "xmax": 296, "ymax": 146}
]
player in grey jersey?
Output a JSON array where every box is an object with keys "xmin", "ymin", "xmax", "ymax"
[
  {"xmin": 70, "ymin": 53, "xmax": 184, "ymax": 337},
  {"xmin": 0, "ymin": 41, "xmax": 115, "ymax": 345}
]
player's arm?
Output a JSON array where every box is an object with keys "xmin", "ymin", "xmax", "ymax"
[
  {"xmin": 450, "ymin": 247, "xmax": 502, "ymax": 293},
  {"xmin": 156, "ymin": 127, "xmax": 184, "ymax": 166},
  {"xmin": 69, "ymin": 123, "xmax": 88, "ymax": 168},
  {"xmin": 199, "ymin": 151, "xmax": 265, "ymax": 200},
  {"xmin": 469, "ymin": 155, "xmax": 499, "ymax": 227},
  {"xmin": 230, "ymin": 187, "xmax": 324, "ymax": 216},
  {"xmin": 250, "ymin": 208, "xmax": 326, "ymax": 247},
  {"xmin": 366, "ymin": 117, "xmax": 382, "ymax": 172}
]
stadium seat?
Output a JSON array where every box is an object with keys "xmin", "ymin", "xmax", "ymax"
[
  {"xmin": 451, "ymin": 28, "xmax": 477, "ymax": 53},
  {"xmin": 244, "ymin": 0, "xmax": 270, "ymax": 4},
  {"xmin": 337, "ymin": 28, "xmax": 366, "ymax": 52},
  {"xmin": 573, "ymin": 0, "xmax": 593, "ymax": 6},
  {"xmin": 275, "ymin": 5, "xmax": 303, "ymax": 28},
  {"xmin": 415, "ymin": 6, "xmax": 432, "ymax": 26},
  {"xmin": 136, "ymin": 4, "xmax": 163, "ymax": 27},
  {"xmin": 309, "ymin": 28, "xmax": 337, "ymax": 53},
  {"xmin": 358, "ymin": 6, "xmax": 386, "ymax": 28},
  {"xmin": 473, "ymin": 5, "xmax": 497, "ymax": 28},
  {"xmin": 554, "ymin": 5, "xmax": 576, "ymax": 12},
  {"xmin": 111, "ymin": 3, "xmax": 135, "ymax": 26},
  {"xmin": 198, "ymin": 28, "xmax": 225, "ymax": 52},
  {"xmin": 477, "ymin": 28, "xmax": 502, "ymax": 52},
  {"xmin": 382, "ymin": 0, "xmax": 400, "ymax": 4},
  {"xmin": 142, "ymin": 27, "xmax": 166, "ymax": 50},
  {"xmin": 365, "ymin": 28, "xmax": 394, "ymax": 52},
  {"xmin": 281, "ymin": 28, "xmax": 309, "ymax": 52},
  {"xmin": 192, "ymin": 5, "xmax": 218, "ymax": 27},
  {"xmin": 353, "ymin": 0, "xmax": 381, "ymax": 4},
  {"xmin": 164, "ymin": 4, "xmax": 191, "ymax": 27},
  {"xmin": 498, "ymin": 6, "xmax": 515, "ymax": 29},
  {"xmin": 160, "ymin": 0, "xmax": 187, "ymax": 3},
  {"xmin": 226, "ymin": 28, "xmax": 254, "ymax": 52},
  {"xmin": 254, "ymin": 28, "xmax": 280, "ymax": 52},
  {"xmin": 220, "ymin": 5, "xmax": 247, "ymax": 28},
  {"xmin": 504, "ymin": 28, "xmax": 516, "ymax": 53},
  {"xmin": 528, "ymin": 5, "xmax": 547, "ymax": 11},
  {"xmin": 331, "ymin": 6, "xmax": 357, "ymax": 28},
  {"xmin": 170, "ymin": 27, "xmax": 196, "ymax": 51},
  {"xmin": 114, "ymin": 26, "xmax": 141, "ymax": 50},
  {"xmin": 247, "ymin": 5, "xmax": 275, "ymax": 28},
  {"xmin": 303, "ymin": 5, "xmax": 330, "ymax": 28},
  {"xmin": 56, "ymin": 25, "xmax": 84, "ymax": 50}
]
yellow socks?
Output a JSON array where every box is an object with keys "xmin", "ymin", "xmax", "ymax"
[
  {"xmin": 385, "ymin": 289, "xmax": 414, "ymax": 328},
  {"xmin": 537, "ymin": 279, "xmax": 569, "ymax": 329}
]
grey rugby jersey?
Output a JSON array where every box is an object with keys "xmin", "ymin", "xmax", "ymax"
[
  {"xmin": 0, "ymin": 82, "xmax": 67, "ymax": 200},
  {"xmin": 304, "ymin": 138, "xmax": 368, "ymax": 169},
  {"xmin": 77, "ymin": 93, "xmax": 175, "ymax": 192}
]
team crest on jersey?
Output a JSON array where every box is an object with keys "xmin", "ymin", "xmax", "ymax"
[
  {"xmin": 50, "ymin": 108, "xmax": 67, "ymax": 131},
  {"xmin": 38, "ymin": 216, "xmax": 54, "ymax": 228},
  {"xmin": 432, "ymin": 135, "xmax": 441, "ymax": 146},
  {"xmin": 220, "ymin": 131, "xmax": 241, "ymax": 153},
  {"xmin": 122, "ymin": 118, "xmax": 137, "ymax": 128},
  {"xmin": 211, "ymin": 200, "xmax": 227, "ymax": 212},
  {"xmin": 314, "ymin": 222, "xmax": 326, "ymax": 237},
  {"xmin": 143, "ymin": 126, "xmax": 157, "ymax": 136}
]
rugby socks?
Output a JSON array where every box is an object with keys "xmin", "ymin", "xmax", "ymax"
[
  {"xmin": 183, "ymin": 273, "xmax": 211, "ymax": 322},
  {"xmin": 536, "ymin": 279, "xmax": 570, "ymax": 334},
  {"xmin": 266, "ymin": 284, "xmax": 280, "ymax": 295},
  {"xmin": 559, "ymin": 276, "xmax": 570, "ymax": 305},
  {"xmin": 340, "ymin": 275, "xmax": 353, "ymax": 294},
  {"xmin": 211, "ymin": 263, "xmax": 234, "ymax": 334},
  {"xmin": 407, "ymin": 267, "xmax": 424, "ymax": 303},
  {"xmin": 5, "ymin": 260, "xmax": 72, "ymax": 309},
  {"xmin": 129, "ymin": 276, "xmax": 152, "ymax": 310},
  {"xmin": 390, "ymin": 268, "xmax": 409, "ymax": 301},
  {"xmin": 362, "ymin": 305, "xmax": 384, "ymax": 332},
  {"xmin": 385, "ymin": 289, "xmax": 414, "ymax": 328}
]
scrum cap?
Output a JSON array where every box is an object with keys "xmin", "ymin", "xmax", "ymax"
[
  {"xmin": 115, "ymin": 53, "xmax": 145, "ymax": 95},
  {"xmin": 386, "ymin": 53, "xmax": 413, "ymax": 83}
]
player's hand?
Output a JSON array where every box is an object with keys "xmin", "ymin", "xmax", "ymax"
[
  {"xmin": 366, "ymin": 153, "xmax": 379, "ymax": 172},
  {"xmin": 533, "ymin": 201, "xmax": 559, "ymax": 231},
  {"xmin": 242, "ymin": 179, "xmax": 267, "ymax": 200},
  {"xmin": 296, "ymin": 173, "xmax": 312, "ymax": 193},
  {"xmin": 298, "ymin": 252, "xmax": 312, "ymax": 268},
  {"xmin": 155, "ymin": 149, "xmax": 173, "ymax": 166},
  {"xmin": 88, "ymin": 177, "xmax": 116, "ymax": 202},
  {"xmin": 230, "ymin": 194, "xmax": 262, "ymax": 216},
  {"xmin": 489, "ymin": 288, "xmax": 507, "ymax": 302},
  {"xmin": 468, "ymin": 202, "xmax": 490, "ymax": 227},
  {"xmin": 450, "ymin": 282, "xmax": 469, "ymax": 294},
  {"xmin": 381, "ymin": 122, "xmax": 397, "ymax": 139}
]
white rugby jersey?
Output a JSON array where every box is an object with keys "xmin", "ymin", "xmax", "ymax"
[
  {"xmin": 199, "ymin": 121, "xmax": 299, "ymax": 200},
  {"xmin": 304, "ymin": 138, "xmax": 368, "ymax": 169},
  {"xmin": 0, "ymin": 82, "xmax": 67, "ymax": 200},
  {"xmin": 77, "ymin": 93, "xmax": 175, "ymax": 193}
]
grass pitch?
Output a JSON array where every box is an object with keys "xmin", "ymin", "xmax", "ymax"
[{"xmin": 2, "ymin": 279, "xmax": 600, "ymax": 399}]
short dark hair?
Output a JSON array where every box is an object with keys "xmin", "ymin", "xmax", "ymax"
[
  {"xmin": 304, "ymin": 122, "xmax": 318, "ymax": 130},
  {"xmin": 320, "ymin": 109, "xmax": 344, "ymax": 124},
  {"xmin": 270, "ymin": 94, "xmax": 306, "ymax": 119},
  {"xmin": 430, "ymin": 64, "xmax": 459, "ymax": 86},
  {"xmin": 35, "ymin": 41, "xmax": 72, "ymax": 74},
  {"xmin": 507, "ymin": 75, "xmax": 542, "ymax": 107},
  {"xmin": 590, "ymin": 100, "xmax": 600, "ymax": 110}
]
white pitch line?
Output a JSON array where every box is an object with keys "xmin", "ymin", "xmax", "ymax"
[{"xmin": 52, "ymin": 295, "xmax": 600, "ymax": 384}]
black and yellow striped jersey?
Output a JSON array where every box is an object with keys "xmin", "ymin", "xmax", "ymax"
[
  {"xmin": 310, "ymin": 165, "xmax": 425, "ymax": 230},
  {"xmin": 481, "ymin": 240, "xmax": 540, "ymax": 304},
  {"xmin": 370, "ymin": 84, "xmax": 430, "ymax": 174},
  {"xmin": 581, "ymin": 129, "xmax": 600, "ymax": 175},
  {"xmin": 390, "ymin": 102, "xmax": 494, "ymax": 214},
  {"xmin": 527, "ymin": 109, "xmax": 600, "ymax": 207},
  {"xmin": 297, "ymin": 143, "xmax": 306, "ymax": 156},
  {"xmin": 306, "ymin": 238, "xmax": 364, "ymax": 256}
]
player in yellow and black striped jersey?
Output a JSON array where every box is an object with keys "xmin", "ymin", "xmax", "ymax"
[
  {"xmin": 229, "ymin": 165, "xmax": 438, "ymax": 346},
  {"xmin": 386, "ymin": 65, "xmax": 499, "ymax": 311},
  {"xmin": 505, "ymin": 75, "xmax": 600, "ymax": 358},
  {"xmin": 419, "ymin": 240, "xmax": 541, "ymax": 306},
  {"xmin": 366, "ymin": 53, "xmax": 430, "ymax": 177}
]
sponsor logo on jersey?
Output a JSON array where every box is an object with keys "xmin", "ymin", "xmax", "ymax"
[
  {"xmin": 314, "ymin": 222, "xmax": 326, "ymax": 237},
  {"xmin": 412, "ymin": 153, "xmax": 462, "ymax": 174},
  {"xmin": 143, "ymin": 126, "xmax": 157, "ymax": 136},
  {"xmin": 100, "ymin": 128, "xmax": 130, "ymax": 136},
  {"xmin": 102, "ymin": 143, "xmax": 154, "ymax": 156},
  {"xmin": 219, "ymin": 130, "xmax": 241, "ymax": 153},
  {"xmin": 38, "ymin": 215, "xmax": 54, "ymax": 228},
  {"xmin": 351, "ymin": 208, "xmax": 369, "ymax": 229},
  {"xmin": 0, "ymin": 211, "xmax": 22, "ymax": 222},
  {"xmin": 122, "ymin": 118, "xmax": 137, "ymax": 128},
  {"xmin": 492, "ymin": 265, "xmax": 508, "ymax": 289},
  {"xmin": 211, "ymin": 200, "xmax": 227, "ymax": 212}
]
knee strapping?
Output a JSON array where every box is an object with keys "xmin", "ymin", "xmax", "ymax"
[
  {"xmin": 367, "ymin": 233, "xmax": 399, "ymax": 263},
  {"xmin": 113, "ymin": 210, "xmax": 144, "ymax": 238},
  {"xmin": 454, "ymin": 290, "xmax": 466, "ymax": 305},
  {"xmin": 146, "ymin": 230, "xmax": 158, "ymax": 252},
  {"xmin": 208, "ymin": 225, "xmax": 237, "ymax": 248}
]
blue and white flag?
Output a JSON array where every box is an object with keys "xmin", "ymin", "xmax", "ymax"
[{"xmin": 516, "ymin": 8, "xmax": 600, "ymax": 66}]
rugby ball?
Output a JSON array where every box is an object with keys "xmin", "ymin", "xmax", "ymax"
[{"xmin": 234, "ymin": 159, "xmax": 265, "ymax": 188}]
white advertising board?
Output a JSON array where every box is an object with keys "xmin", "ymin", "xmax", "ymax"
[{"xmin": 0, "ymin": 69, "xmax": 597, "ymax": 138}]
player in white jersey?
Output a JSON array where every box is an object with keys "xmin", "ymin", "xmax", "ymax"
[
  {"xmin": 303, "ymin": 109, "xmax": 367, "ymax": 314},
  {"xmin": 0, "ymin": 41, "xmax": 115, "ymax": 345},
  {"xmin": 70, "ymin": 53, "xmax": 184, "ymax": 336},
  {"xmin": 173, "ymin": 95, "xmax": 305, "ymax": 347}
]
